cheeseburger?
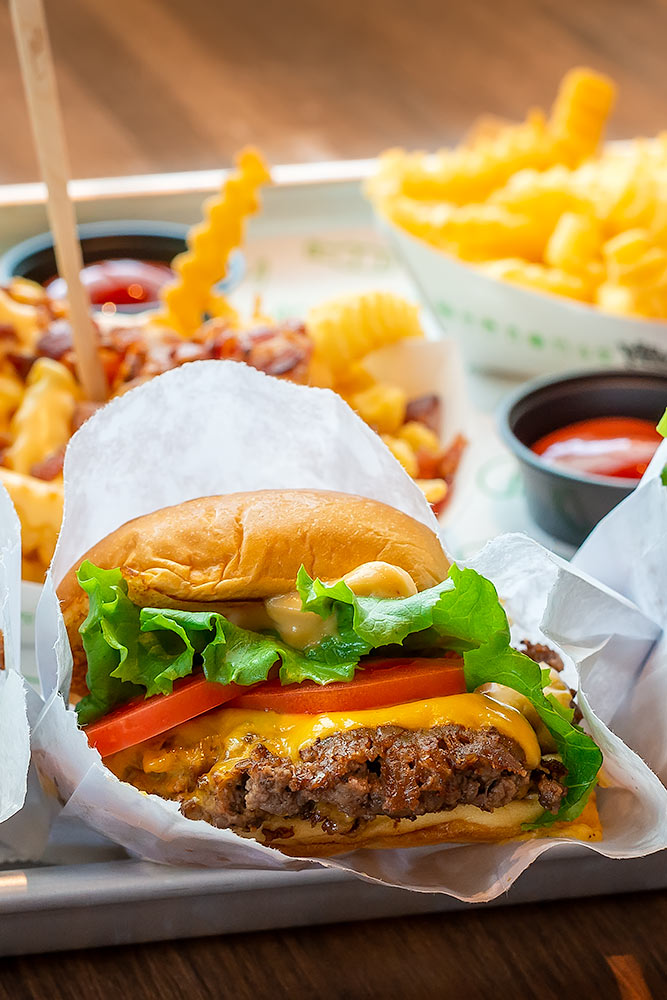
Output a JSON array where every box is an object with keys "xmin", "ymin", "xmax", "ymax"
[{"xmin": 58, "ymin": 490, "xmax": 602, "ymax": 856}]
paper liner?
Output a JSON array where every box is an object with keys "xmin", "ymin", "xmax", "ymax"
[
  {"xmin": 0, "ymin": 482, "xmax": 27, "ymax": 825},
  {"xmin": 31, "ymin": 361, "xmax": 667, "ymax": 899},
  {"xmin": 0, "ymin": 481, "xmax": 41, "ymax": 861},
  {"xmin": 361, "ymin": 337, "xmax": 472, "ymax": 530},
  {"xmin": 573, "ymin": 439, "xmax": 667, "ymax": 781},
  {"xmin": 0, "ymin": 484, "xmax": 56, "ymax": 862}
]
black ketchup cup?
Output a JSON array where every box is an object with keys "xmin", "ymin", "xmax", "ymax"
[
  {"xmin": 498, "ymin": 370, "xmax": 667, "ymax": 546},
  {"xmin": 0, "ymin": 221, "xmax": 245, "ymax": 312}
]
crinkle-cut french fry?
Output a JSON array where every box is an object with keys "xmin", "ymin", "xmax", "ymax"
[
  {"xmin": 480, "ymin": 259, "xmax": 593, "ymax": 301},
  {"xmin": 491, "ymin": 166, "xmax": 592, "ymax": 222},
  {"xmin": 602, "ymin": 229, "xmax": 667, "ymax": 288},
  {"xmin": 439, "ymin": 204, "xmax": 548, "ymax": 261},
  {"xmin": 156, "ymin": 148, "xmax": 270, "ymax": 337},
  {"xmin": 603, "ymin": 229, "xmax": 653, "ymax": 267},
  {"xmin": 334, "ymin": 362, "xmax": 376, "ymax": 396},
  {"xmin": 595, "ymin": 282, "xmax": 639, "ymax": 316},
  {"xmin": 416, "ymin": 477, "xmax": 448, "ymax": 506},
  {"xmin": 0, "ymin": 370, "xmax": 25, "ymax": 430},
  {"xmin": 367, "ymin": 68, "xmax": 667, "ymax": 318},
  {"xmin": 374, "ymin": 194, "xmax": 456, "ymax": 249},
  {"xmin": 0, "ymin": 467, "xmax": 63, "ymax": 579},
  {"xmin": 398, "ymin": 420, "xmax": 442, "ymax": 456},
  {"xmin": 348, "ymin": 383, "xmax": 407, "ymax": 435},
  {"xmin": 306, "ymin": 291, "xmax": 423, "ymax": 379},
  {"xmin": 385, "ymin": 197, "xmax": 547, "ymax": 262},
  {"xmin": 368, "ymin": 111, "xmax": 562, "ymax": 207},
  {"xmin": 0, "ymin": 287, "xmax": 46, "ymax": 349},
  {"xmin": 381, "ymin": 433, "xmax": 418, "ymax": 478},
  {"xmin": 305, "ymin": 356, "xmax": 335, "ymax": 390},
  {"xmin": 549, "ymin": 67, "xmax": 616, "ymax": 164},
  {"xmin": 596, "ymin": 279, "xmax": 667, "ymax": 318},
  {"xmin": 545, "ymin": 212, "xmax": 602, "ymax": 272},
  {"xmin": 8, "ymin": 276, "xmax": 48, "ymax": 307},
  {"xmin": 603, "ymin": 165, "xmax": 662, "ymax": 236},
  {"xmin": 4, "ymin": 358, "xmax": 79, "ymax": 475}
]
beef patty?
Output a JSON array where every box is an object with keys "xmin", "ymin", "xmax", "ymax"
[{"xmin": 181, "ymin": 724, "xmax": 567, "ymax": 832}]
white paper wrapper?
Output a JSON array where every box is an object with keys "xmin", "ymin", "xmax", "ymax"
[
  {"xmin": 13, "ymin": 336, "xmax": 468, "ymax": 685},
  {"xmin": 0, "ymin": 483, "xmax": 27, "ymax": 819},
  {"xmin": 0, "ymin": 484, "xmax": 56, "ymax": 863},
  {"xmin": 0, "ymin": 482, "xmax": 32, "ymax": 858},
  {"xmin": 573, "ymin": 439, "xmax": 667, "ymax": 781},
  {"xmin": 32, "ymin": 361, "xmax": 667, "ymax": 900}
]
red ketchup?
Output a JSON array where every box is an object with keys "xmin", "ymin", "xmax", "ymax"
[
  {"xmin": 531, "ymin": 416, "xmax": 661, "ymax": 480},
  {"xmin": 45, "ymin": 259, "xmax": 173, "ymax": 309}
]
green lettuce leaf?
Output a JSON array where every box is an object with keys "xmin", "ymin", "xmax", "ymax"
[
  {"xmin": 76, "ymin": 562, "xmax": 144, "ymax": 725},
  {"xmin": 463, "ymin": 634, "xmax": 603, "ymax": 827},
  {"xmin": 296, "ymin": 563, "xmax": 508, "ymax": 654},
  {"xmin": 138, "ymin": 607, "xmax": 358, "ymax": 689},
  {"xmin": 657, "ymin": 407, "xmax": 667, "ymax": 438}
]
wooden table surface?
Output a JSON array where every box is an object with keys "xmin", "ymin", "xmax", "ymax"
[
  {"xmin": 2, "ymin": 0, "xmax": 667, "ymax": 183},
  {"xmin": 0, "ymin": 889, "xmax": 665, "ymax": 998},
  {"xmin": 1, "ymin": 0, "xmax": 666, "ymax": 994}
]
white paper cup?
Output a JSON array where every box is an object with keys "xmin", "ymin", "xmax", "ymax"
[{"xmin": 380, "ymin": 218, "xmax": 667, "ymax": 378}]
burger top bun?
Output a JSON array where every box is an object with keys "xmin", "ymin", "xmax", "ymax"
[{"xmin": 59, "ymin": 489, "xmax": 449, "ymax": 639}]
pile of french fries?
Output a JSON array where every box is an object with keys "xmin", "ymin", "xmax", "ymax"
[
  {"xmin": 0, "ymin": 153, "xmax": 462, "ymax": 579},
  {"xmin": 368, "ymin": 68, "xmax": 667, "ymax": 320}
]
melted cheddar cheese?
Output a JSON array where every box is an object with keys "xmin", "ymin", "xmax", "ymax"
[{"xmin": 108, "ymin": 693, "xmax": 542, "ymax": 790}]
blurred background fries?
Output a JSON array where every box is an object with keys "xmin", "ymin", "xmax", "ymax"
[{"xmin": 368, "ymin": 69, "xmax": 667, "ymax": 320}]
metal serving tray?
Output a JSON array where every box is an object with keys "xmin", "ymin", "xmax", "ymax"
[
  {"xmin": 1, "ymin": 817, "xmax": 665, "ymax": 956},
  {"xmin": 0, "ymin": 161, "xmax": 664, "ymax": 954}
]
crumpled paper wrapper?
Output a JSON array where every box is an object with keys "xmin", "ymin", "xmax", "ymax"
[
  {"xmin": 573, "ymin": 438, "xmax": 667, "ymax": 784},
  {"xmin": 31, "ymin": 361, "xmax": 667, "ymax": 900},
  {"xmin": 0, "ymin": 481, "xmax": 54, "ymax": 864},
  {"xmin": 0, "ymin": 482, "xmax": 27, "ymax": 828}
]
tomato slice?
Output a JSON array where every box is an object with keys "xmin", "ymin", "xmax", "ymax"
[
  {"xmin": 227, "ymin": 655, "xmax": 465, "ymax": 714},
  {"xmin": 83, "ymin": 675, "xmax": 247, "ymax": 758},
  {"xmin": 84, "ymin": 654, "xmax": 466, "ymax": 757}
]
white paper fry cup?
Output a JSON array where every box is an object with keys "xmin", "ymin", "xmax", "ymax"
[
  {"xmin": 31, "ymin": 361, "xmax": 667, "ymax": 900},
  {"xmin": 380, "ymin": 218, "xmax": 667, "ymax": 378}
]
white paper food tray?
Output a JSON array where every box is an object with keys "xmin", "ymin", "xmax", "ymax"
[{"xmin": 381, "ymin": 217, "xmax": 667, "ymax": 378}]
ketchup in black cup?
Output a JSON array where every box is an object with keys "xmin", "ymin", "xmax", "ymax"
[
  {"xmin": 45, "ymin": 259, "xmax": 174, "ymax": 310},
  {"xmin": 531, "ymin": 416, "xmax": 661, "ymax": 481},
  {"xmin": 498, "ymin": 370, "xmax": 667, "ymax": 547},
  {"xmin": 0, "ymin": 221, "xmax": 245, "ymax": 314}
]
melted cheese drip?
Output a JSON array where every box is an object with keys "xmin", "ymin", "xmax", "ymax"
[{"xmin": 111, "ymin": 693, "xmax": 542, "ymax": 783}]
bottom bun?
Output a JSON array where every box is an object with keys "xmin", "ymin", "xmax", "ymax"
[{"xmin": 239, "ymin": 795, "xmax": 602, "ymax": 857}]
